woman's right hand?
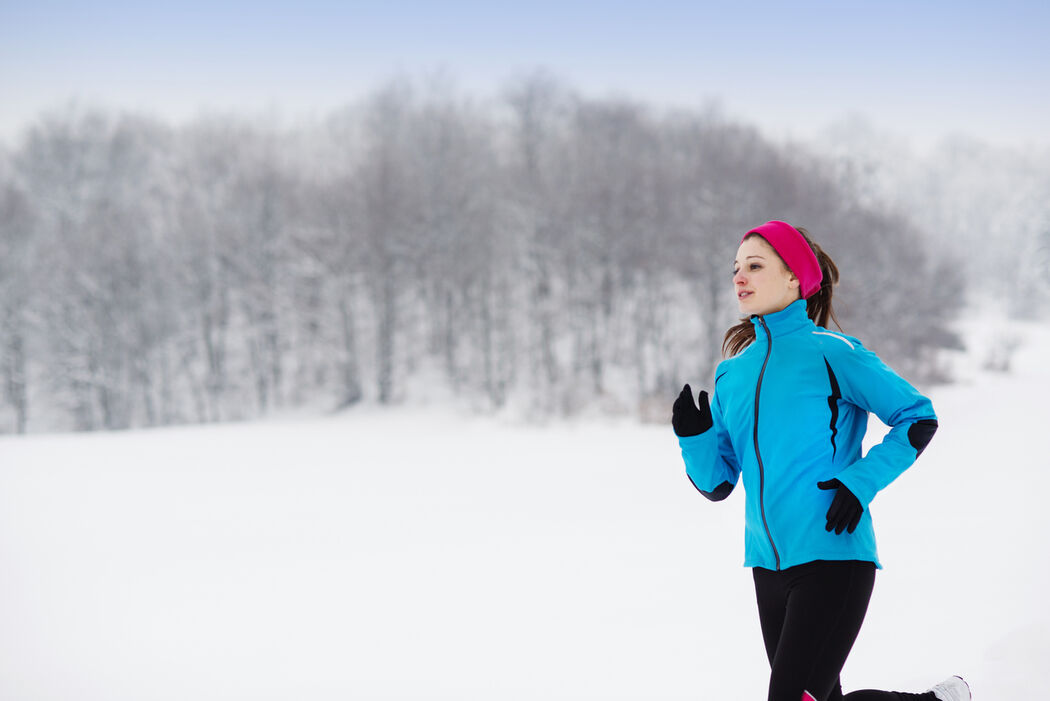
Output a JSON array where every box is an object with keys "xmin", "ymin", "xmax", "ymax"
[{"xmin": 672, "ymin": 383, "xmax": 714, "ymax": 437}]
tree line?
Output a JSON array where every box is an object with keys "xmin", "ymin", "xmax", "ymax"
[{"xmin": 0, "ymin": 76, "xmax": 965, "ymax": 433}]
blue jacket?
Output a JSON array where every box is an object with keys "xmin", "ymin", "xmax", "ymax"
[{"xmin": 677, "ymin": 299, "xmax": 937, "ymax": 570}]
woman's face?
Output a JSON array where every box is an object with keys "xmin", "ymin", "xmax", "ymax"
[{"xmin": 733, "ymin": 235, "xmax": 801, "ymax": 316}]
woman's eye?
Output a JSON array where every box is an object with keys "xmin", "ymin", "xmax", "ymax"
[{"xmin": 750, "ymin": 263, "xmax": 761, "ymax": 271}]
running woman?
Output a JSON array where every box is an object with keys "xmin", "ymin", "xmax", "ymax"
[{"xmin": 672, "ymin": 221, "xmax": 970, "ymax": 701}]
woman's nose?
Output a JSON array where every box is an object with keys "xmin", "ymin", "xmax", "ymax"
[{"xmin": 733, "ymin": 271, "xmax": 746, "ymax": 286}]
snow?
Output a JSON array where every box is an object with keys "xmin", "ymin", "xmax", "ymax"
[{"xmin": 2, "ymin": 318, "xmax": 1049, "ymax": 700}]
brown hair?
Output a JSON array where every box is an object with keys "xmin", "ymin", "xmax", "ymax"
[{"xmin": 721, "ymin": 226, "xmax": 841, "ymax": 357}]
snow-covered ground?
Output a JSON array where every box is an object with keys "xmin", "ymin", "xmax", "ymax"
[{"xmin": 1, "ymin": 318, "xmax": 1047, "ymax": 700}]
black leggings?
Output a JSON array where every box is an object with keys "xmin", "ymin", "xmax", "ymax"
[{"xmin": 753, "ymin": 560, "xmax": 936, "ymax": 701}]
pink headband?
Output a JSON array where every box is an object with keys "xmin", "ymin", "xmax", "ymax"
[{"xmin": 742, "ymin": 221, "xmax": 823, "ymax": 299}]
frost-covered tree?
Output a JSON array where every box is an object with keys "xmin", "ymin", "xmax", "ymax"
[
  {"xmin": 0, "ymin": 167, "xmax": 36, "ymax": 433},
  {"xmin": 502, "ymin": 72, "xmax": 577, "ymax": 416}
]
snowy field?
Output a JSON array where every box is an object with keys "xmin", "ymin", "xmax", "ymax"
[{"xmin": 1, "ymin": 319, "xmax": 1048, "ymax": 700}]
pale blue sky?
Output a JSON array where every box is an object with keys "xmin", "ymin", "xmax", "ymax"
[{"xmin": 2, "ymin": 0, "xmax": 1047, "ymax": 149}]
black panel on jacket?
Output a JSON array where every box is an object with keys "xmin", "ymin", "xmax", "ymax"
[
  {"xmin": 908, "ymin": 419, "xmax": 938, "ymax": 456},
  {"xmin": 688, "ymin": 475, "xmax": 736, "ymax": 502},
  {"xmin": 824, "ymin": 358, "xmax": 842, "ymax": 460}
]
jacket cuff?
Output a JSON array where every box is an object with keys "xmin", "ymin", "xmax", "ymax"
[{"xmin": 835, "ymin": 472, "xmax": 876, "ymax": 509}]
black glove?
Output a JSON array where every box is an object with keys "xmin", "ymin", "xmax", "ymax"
[
  {"xmin": 672, "ymin": 384, "xmax": 713, "ymax": 437},
  {"xmin": 817, "ymin": 479, "xmax": 863, "ymax": 535}
]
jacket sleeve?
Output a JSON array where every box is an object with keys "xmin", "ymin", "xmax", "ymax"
[
  {"xmin": 830, "ymin": 339, "xmax": 938, "ymax": 508},
  {"xmin": 677, "ymin": 386, "xmax": 740, "ymax": 501}
]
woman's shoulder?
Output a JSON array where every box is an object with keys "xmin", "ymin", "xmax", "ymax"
[
  {"xmin": 713, "ymin": 342, "xmax": 767, "ymax": 389},
  {"xmin": 713, "ymin": 353, "xmax": 744, "ymax": 385},
  {"xmin": 808, "ymin": 327, "xmax": 901, "ymax": 379},
  {"xmin": 715, "ymin": 343, "xmax": 759, "ymax": 371},
  {"xmin": 808, "ymin": 326, "xmax": 866, "ymax": 354}
]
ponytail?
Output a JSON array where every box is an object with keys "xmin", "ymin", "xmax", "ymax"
[
  {"xmin": 721, "ymin": 226, "xmax": 841, "ymax": 358},
  {"xmin": 799, "ymin": 226, "xmax": 841, "ymax": 331}
]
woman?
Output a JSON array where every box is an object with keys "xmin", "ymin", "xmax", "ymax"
[{"xmin": 672, "ymin": 221, "xmax": 969, "ymax": 701}]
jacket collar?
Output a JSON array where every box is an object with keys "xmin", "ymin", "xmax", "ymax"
[{"xmin": 750, "ymin": 298, "xmax": 812, "ymax": 338}]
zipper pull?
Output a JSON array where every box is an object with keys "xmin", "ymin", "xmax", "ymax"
[{"xmin": 754, "ymin": 315, "xmax": 770, "ymax": 340}]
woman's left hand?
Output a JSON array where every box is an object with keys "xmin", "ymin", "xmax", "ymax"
[{"xmin": 817, "ymin": 479, "xmax": 863, "ymax": 535}]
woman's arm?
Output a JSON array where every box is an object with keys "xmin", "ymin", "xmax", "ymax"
[
  {"xmin": 825, "ymin": 338, "xmax": 938, "ymax": 508},
  {"xmin": 675, "ymin": 384, "xmax": 741, "ymax": 502}
]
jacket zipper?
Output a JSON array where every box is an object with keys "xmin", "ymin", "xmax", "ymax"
[{"xmin": 753, "ymin": 315, "xmax": 781, "ymax": 570}]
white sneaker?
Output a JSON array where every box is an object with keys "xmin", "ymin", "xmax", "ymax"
[{"xmin": 928, "ymin": 676, "xmax": 971, "ymax": 701}]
